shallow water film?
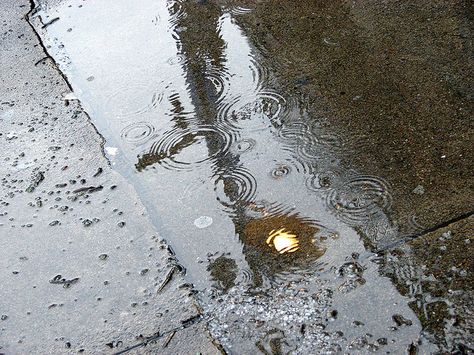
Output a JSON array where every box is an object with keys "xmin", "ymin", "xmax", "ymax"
[{"xmin": 5, "ymin": 0, "xmax": 472, "ymax": 353}]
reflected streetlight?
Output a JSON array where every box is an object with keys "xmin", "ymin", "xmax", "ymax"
[{"xmin": 266, "ymin": 228, "xmax": 299, "ymax": 254}]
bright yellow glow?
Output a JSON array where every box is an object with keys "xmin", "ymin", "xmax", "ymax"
[{"xmin": 266, "ymin": 228, "xmax": 299, "ymax": 254}]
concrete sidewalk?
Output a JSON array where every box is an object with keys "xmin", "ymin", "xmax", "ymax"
[
  {"xmin": 1, "ymin": 0, "xmax": 473, "ymax": 353},
  {"xmin": 0, "ymin": 1, "xmax": 220, "ymax": 353}
]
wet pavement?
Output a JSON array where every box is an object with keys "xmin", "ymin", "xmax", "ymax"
[
  {"xmin": 0, "ymin": 1, "xmax": 218, "ymax": 353},
  {"xmin": 1, "ymin": 0, "xmax": 473, "ymax": 353}
]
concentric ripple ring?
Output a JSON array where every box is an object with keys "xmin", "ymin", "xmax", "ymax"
[
  {"xmin": 213, "ymin": 167, "xmax": 257, "ymax": 210},
  {"xmin": 326, "ymin": 175, "xmax": 393, "ymax": 225},
  {"xmin": 106, "ymin": 84, "xmax": 163, "ymax": 118},
  {"xmin": 217, "ymin": 91, "xmax": 289, "ymax": 131},
  {"xmin": 120, "ymin": 122, "xmax": 156, "ymax": 145},
  {"xmin": 141, "ymin": 125, "xmax": 236, "ymax": 171}
]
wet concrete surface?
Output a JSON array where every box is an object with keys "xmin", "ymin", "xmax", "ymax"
[
  {"xmin": 2, "ymin": 0, "xmax": 473, "ymax": 353},
  {"xmin": 0, "ymin": 1, "xmax": 219, "ymax": 353},
  {"xmin": 383, "ymin": 216, "xmax": 474, "ymax": 353}
]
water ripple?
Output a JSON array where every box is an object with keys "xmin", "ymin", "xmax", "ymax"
[
  {"xmin": 167, "ymin": 0, "xmax": 187, "ymax": 30},
  {"xmin": 217, "ymin": 91, "xmax": 289, "ymax": 131},
  {"xmin": 326, "ymin": 175, "xmax": 393, "ymax": 226},
  {"xmin": 205, "ymin": 66, "xmax": 232, "ymax": 104},
  {"xmin": 213, "ymin": 167, "xmax": 258, "ymax": 212},
  {"xmin": 120, "ymin": 122, "xmax": 156, "ymax": 145},
  {"xmin": 230, "ymin": 138, "xmax": 256, "ymax": 154},
  {"xmin": 249, "ymin": 57, "xmax": 270, "ymax": 91},
  {"xmin": 239, "ymin": 267, "xmax": 254, "ymax": 285},
  {"xmin": 277, "ymin": 121, "xmax": 310, "ymax": 141},
  {"xmin": 295, "ymin": 141, "xmax": 322, "ymax": 163},
  {"xmin": 245, "ymin": 200, "xmax": 296, "ymax": 220},
  {"xmin": 165, "ymin": 91, "xmax": 197, "ymax": 120},
  {"xmin": 269, "ymin": 164, "xmax": 292, "ymax": 180},
  {"xmin": 166, "ymin": 53, "xmax": 187, "ymax": 66},
  {"xmin": 305, "ymin": 171, "xmax": 341, "ymax": 192},
  {"xmin": 137, "ymin": 125, "xmax": 236, "ymax": 171},
  {"xmin": 405, "ymin": 215, "xmax": 428, "ymax": 234},
  {"xmin": 317, "ymin": 133, "xmax": 344, "ymax": 149},
  {"xmin": 226, "ymin": 5, "xmax": 253, "ymax": 16}
]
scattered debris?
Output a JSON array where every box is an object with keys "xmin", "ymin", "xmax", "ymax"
[
  {"xmin": 49, "ymin": 274, "xmax": 80, "ymax": 288},
  {"xmin": 412, "ymin": 185, "xmax": 425, "ymax": 195},
  {"xmin": 162, "ymin": 330, "xmax": 176, "ymax": 348},
  {"xmin": 157, "ymin": 267, "xmax": 176, "ymax": 293},
  {"xmin": 72, "ymin": 185, "xmax": 103, "ymax": 194},
  {"xmin": 93, "ymin": 167, "xmax": 103, "ymax": 177}
]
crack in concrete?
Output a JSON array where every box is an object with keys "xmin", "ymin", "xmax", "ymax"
[
  {"xmin": 26, "ymin": 0, "xmax": 111, "ymax": 166},
  {"xmin": 378, "ymin": 210, "xmax": 474, "ymax": 252},
  {"xmin": 113, "ymin": 314, "xmax": 211, "ymax": 355}
]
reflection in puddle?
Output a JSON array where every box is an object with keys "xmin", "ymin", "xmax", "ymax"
[
  {"xmin": 230, "ymin": 137, "xmax": 256, "ymax": 154},
  {"xmin": 306, "ymin": 170, "xmax": 340, "ymax": 191},
  {"xmin": 243, "ymin": 212, "xmax": 323, "ymax": 259},
  {"xmin": 33, "ymin": 0, "xmax": 465, "ymax": 351},
  {"xmin": 106, "ymin": 83, "xmax": 164, "ymax": 118},
  {"xmin": 217, "ymin": 91, "xmax": 290, "ymax": 131},
  {"xmin": 207, "ymin": 255, "xmax": 237, "ymax": 292},
  {"xmin": 327, "ymin": 175, "xmax": 393, "ymax": 226},
  {"xmin": 266, "ymin": 228, "xmax": 300, "ymax": 254},
  {"xmin": 167, "ymin": 0, "xmax": 187, "ymax": 29},
  {"xmin": 269, "ymin": 164, "xmax": 291, "ymax": 180},
  {"xmin": 120, "ymin": 122, "xmax": 156, "ymax": 145},
  {"xmin": 213, "ymin": 166, "xmax": 257, "ymax": 214},
  {"xmin": 136, "ymin": 125, "xmax": 236, "ymax": 171},
  {"xmin": 382, "ymin": 217, "xmax": 474, "ymax": 351}
]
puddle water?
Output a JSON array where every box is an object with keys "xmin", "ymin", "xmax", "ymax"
[{"xmin": 32, "ymin": 0, "xmax": 473, "ymax": 352}]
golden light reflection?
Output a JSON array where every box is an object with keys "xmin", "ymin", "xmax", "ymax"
[
  {"xmin": 266, "ymin": 228, "xmax": 299, "ymax": 254},
  {"xmin": 243, "ymin": 212, "xmax": 324, "ymax": 261}
]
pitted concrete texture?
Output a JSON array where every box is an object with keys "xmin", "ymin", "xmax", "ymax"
[{"xmin": 383, "ymin": 216, "xmax": 474, "ymax": 353}]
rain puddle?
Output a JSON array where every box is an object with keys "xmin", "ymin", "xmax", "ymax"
[{"xmin": 30, "ymin": 0, "xmax": 472, "ymax": 352}]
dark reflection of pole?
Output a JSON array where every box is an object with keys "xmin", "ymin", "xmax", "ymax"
[
  {"xmin": 167, "ymin": 0, "xmax": 243, "ymax": 182},
  {"xmin": 138, "ymin": 1, "xmax": 325, "ymax": 288},
  {"xmin": 169, "ymin": 1, "xmax": 326, "ymax": 288},
  {"xmin": 171, "ymin": 2, "xmax": 225, "ymax": 124},
  {"xmin": 164, "ymin": 1, "xmax": 251, "ymax": 288},
  {"xmin": 136, "ymin": 1, "xmax": 234, "ymax": 169}
]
